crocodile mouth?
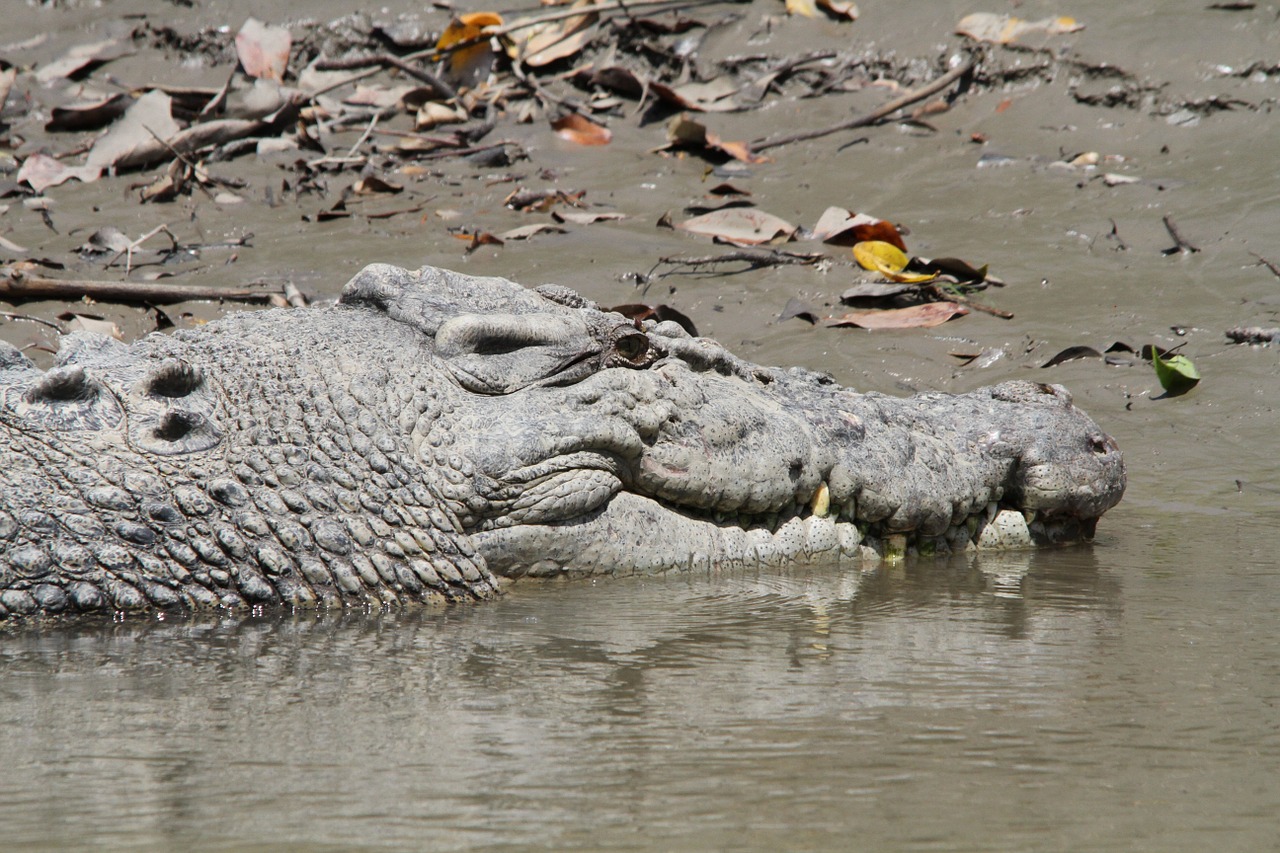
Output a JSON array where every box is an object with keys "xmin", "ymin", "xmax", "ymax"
[{"xmin": 470, "ymin": 477, "xmax": 1100, "ymax": 580}]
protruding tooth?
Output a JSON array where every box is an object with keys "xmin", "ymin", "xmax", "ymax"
[{"xmin": 810, "ymin": 482, "xmax": 831, "ymax": 518}]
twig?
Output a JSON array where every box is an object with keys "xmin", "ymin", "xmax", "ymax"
[
  {"xmin": 924, "ymin": 283, "xmax": 1013, "ymax": 319},
  {"xmin": 307, "ymin": 0, "xmax": 728, "ymax": 98},
  {"xmin": 106, "ymin": 224, "xmax": 179, "ymax": 274},
  {"xmin": 1, "ymin": 273, "xmax": 282, "ymax": 305},
  {"xmin": 315, "ymin": 53, "xmax": 458, "ymax": 101},
  {"xmin": 752, "ymin": 56, "xmax": 977, "ymax": 152},
  {"xmin": 1161, "ymin": 215, "xmax": 1200, "ymax": 254},
  {"xmin": 1250, "ymin": 252, "xmax": 1280, "ymax": 279},
  {"xmin": 0, "ymin": 311, "xmax": 66, "ymax": 332}
]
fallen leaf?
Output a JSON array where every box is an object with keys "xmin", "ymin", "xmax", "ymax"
[
  {"xmin": 786, "ymin": 0, "xmax": 820, "ymax": 17},
  {"xmin": 35, "ymin": 38, "xmax": 133, "ymax": 84},
  {"xmin": 1152, "ymin": 350, "xmax": 1200, "ymax": 396},
  {"xmin": 84, "ymin": 89, "xmax": 181, "ymax": 172},
  {"xmin": 498, "ymin": 223, "xmax": 567, "ymax": 240},
  {"xmin": 1041, "ymin": 345, "xmax": 1103, "ymax": 367},
  {"xmin": 352, "ymin": 176, "xmax": 404, "ymax": 195},
  {"xmin": 662, "ymin": 115, "xmax": 767, "ymax": 163},
  {"xmin": 552, "ymin": 113, "xmax": 612, "ymax": 146},
  {"xmin": 552, "ymin": 210, "xmax": 627, "ymax": 224},
  {"xmin": 65, "ymin": 314, "xmax": 123, "ymax": 340},
  {"xmin": 45, "ymin": 93, "xmax": 131, "ymax": 132},
  {"xmin": 415, "ymin": 101, "xmax": 468, "ymax": 129},
  {"xmin": 812, "ymin": 207, "xmax": 907, "ymax": 250},
  {"xmin": 651, "ymin": 78, "xmax": 740, "ymax": 112},
  {"xmin": 437, "ymin": 12, "xmax": 503, "ymax": 89},
  {"xmin": 826, "ymin": 302, "xmax": 969, "ymax": 329},
  {"xmin": 909, "ymin": 256, "xmax": 989, "ymax": 283},
  {"xmin": 1103, "ymin": 172, "xmax": 1141, "ymax": 186},
  {"xmin": 818, "ymin": 0, "xmax": 859, "ymax": 20},
  {"xmin": 841, "ymin": 281, "xmax": 919, "ymax": 301},
  {"xmin": 957, "ymin": 13, "xmax": 1084, "ymax": 44},
  {"xmin": 779, "ymin": 297, "xmax": 821, "ymax": 325},
  {"xmin": 519, "ymin": 8, "xmax": 598, "ymax": 68},
  {"xmin": 853, "ymin": 240, "xmax": 937, "ymax": 283},
  {"xmin": 676, "ymin": 207, "xmax": 797, "ymax": 246},
  {"xmin": 235, "ymin": 18, "xmax": 292, "ymax": 82},
  {"xmin": 16, "ymin": 153, "xmax": 101, "ymax": 192},
  {"xmin": 609, "ymin": 303, "xmax": 698, "ymax": 336}
]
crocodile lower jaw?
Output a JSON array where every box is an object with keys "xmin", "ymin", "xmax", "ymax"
[{"xmin": 472, "ymin": 491, "xmax": 1097, "ymax": 579}]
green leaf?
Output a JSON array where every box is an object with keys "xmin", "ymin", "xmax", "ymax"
[{"xmin": 1153, "ymin": 350, "xmax": 1200, "ymax": 396}]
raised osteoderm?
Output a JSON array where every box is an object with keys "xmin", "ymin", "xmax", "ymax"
[{"xmin": 0, "ymin": 265, "xmax": 1125, "ymax": 618}]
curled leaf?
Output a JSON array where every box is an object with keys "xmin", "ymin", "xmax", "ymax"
[
  {"xmin": 552, "ymin": 113, "xmax": 612, "ymax": 146},
  {"xmin": 812, "ymin": 207, "xmax": 906, "ymax": 250},
  {"xmin": 1152, "ymin": 350, "xmax": 1200, "ymax": 396},
  {"xmin": 853, "ymin": 240, "xmax": 937, "ymax": 283}
]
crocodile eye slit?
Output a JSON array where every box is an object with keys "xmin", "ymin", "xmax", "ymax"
[{"xmin": 615, "ymin": 334, "xmax": 649, "ymax": 363}]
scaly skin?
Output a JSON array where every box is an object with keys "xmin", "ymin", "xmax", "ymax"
[{"xmin": 0, "ymin": 264, "xmax": 1125, "ymax": 618}]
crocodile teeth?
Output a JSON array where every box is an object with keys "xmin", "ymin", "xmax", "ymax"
[{"xmin": 810, "ymin": 481, "xmax": 831, "ymax": 518}]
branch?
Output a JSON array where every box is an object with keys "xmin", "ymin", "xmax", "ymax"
[
  {"xmin": 1, "ymin": 273, "xmax": 283, "ymax": 305},
  {"xmin": 753, "ymin": 56, "xmax": 977, "ymax": 152}
]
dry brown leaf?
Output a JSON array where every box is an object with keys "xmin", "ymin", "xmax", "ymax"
[
  {"xmin": 651, "ymin": 78, "xmax": 740, "ymax": 112},
  {"xmin": 235, "ymin": 18, "xmax": 292, "ymax": 82},
  {"xmin": 84, "ymin": 89, "xmax": 180, "ymax": 173},
  {"xmin": 514, "ymin": 5, "xmax": 598, "ymax": 68},
  {"xmin": 352, "ymin": 177, "xmax": 404, "ymax": 195},
  {"xmin": 551, "ymin": 113, "xmax": 612, "ymax": 145},
  {"xmin": 826, "ymin": 302, "xmax": 968, "ymax": 329},
  {"xmin": 46, "ymin": 93, "xmax": 131, "ymax": 132},
  {"xmin": 676, "ymin": 208, "xmax": 797, "ymax": 246},
  {"xmin": 16, "ymin": 153, "xmax": 100, "ymax": 192}
]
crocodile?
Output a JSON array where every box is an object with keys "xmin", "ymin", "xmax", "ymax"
[{"xmin": 0, "ymin": 264, "xmax": 1125, "ymax": 618}]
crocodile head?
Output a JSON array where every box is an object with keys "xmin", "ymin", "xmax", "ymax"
[{"xmin": 343, "ymin": 265, "xmax": 1126, "ymax": 579}]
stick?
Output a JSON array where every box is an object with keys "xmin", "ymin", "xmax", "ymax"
[
  {"xmin": 1161, "ymin": 215, "xmax": 1200, "ymax": 254},
  {"xmin": 1, "ymin": 274, "xmax": 281, "ymax": 305},
  {"xmin": 752, "ymin": 56, "xmax": 977, "ymax": 152},
  {"xmin": 1249, "ymin": 252, "xmax": 1280, "ymax": 279},
  {"xmin": 924, "ymin": 283, "xmax": 1012, "ymax": 319}
]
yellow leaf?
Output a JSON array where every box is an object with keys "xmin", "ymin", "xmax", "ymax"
[
  {"xmin": 786, "ymin": 0, "xmax": 820, "ymax": 17},
  {"xmin": 854, "ymin": 240, "xmax": 937, "ymax": 283},
  {"xmin": 853, "ymin": 240, "xmax": 909, "ymax": 273},
  {"xmin": 883, "ymin": 269, "xmax": 939, "ymax": 284}
]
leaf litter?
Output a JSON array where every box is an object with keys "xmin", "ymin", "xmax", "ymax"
[{"xmin": 0, "ymin": 0, "xmax": 1242, "ymax": 354}]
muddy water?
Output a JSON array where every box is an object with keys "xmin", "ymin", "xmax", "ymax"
[{"xmin": 4, "ymin": 0, "xmax": 1280, "ymax": 849}]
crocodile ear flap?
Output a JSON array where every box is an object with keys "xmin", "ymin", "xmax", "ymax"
[{"xmin": 435, "ymin": 313, "xmax": 595, "ymax": 394}]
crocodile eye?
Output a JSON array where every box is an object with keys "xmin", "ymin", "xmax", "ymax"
[{"xmin": 615, "ymin": 333, "xmax": 649, "ymax": 363}]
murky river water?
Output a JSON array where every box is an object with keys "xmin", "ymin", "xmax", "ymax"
[{"xmin": 3, "ymin": 0, "xmax": 1280, "ymax": 849}]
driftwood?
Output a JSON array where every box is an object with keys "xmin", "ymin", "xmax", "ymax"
[{"xmin": 1, "ymin": 273, "xmax": 283, "ymax": 305}]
